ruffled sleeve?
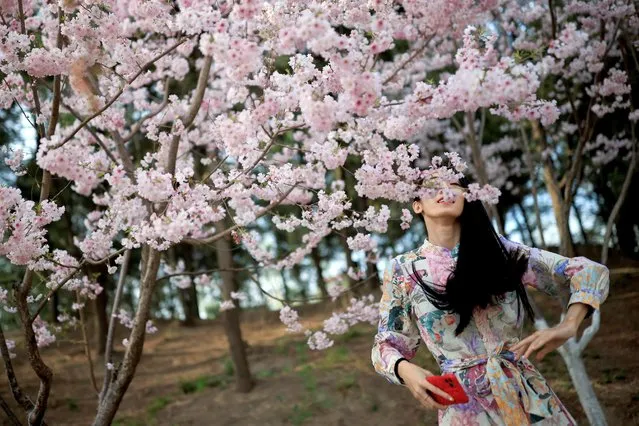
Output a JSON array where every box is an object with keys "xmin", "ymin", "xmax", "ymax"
[
  {"xmin": 498, "ymin": 234, "xmax": 610, "ymax": 312},
  {"xmin": 371, "ymin": 257, "xmax": 421, "ymax": 386}
]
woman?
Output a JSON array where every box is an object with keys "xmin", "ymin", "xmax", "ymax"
[{"xmin": 371, "ymin": 173, "xmax": 609, "ymax": 426}]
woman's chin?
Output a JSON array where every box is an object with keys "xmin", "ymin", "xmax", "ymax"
[{"xmin": 427, "ymin": 208, "xmax": 463, "ymax": 219}]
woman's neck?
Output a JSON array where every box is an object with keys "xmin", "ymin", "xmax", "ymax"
[{"xmin": 424, "ymin": 219, "xmax": 461, "ymax": 250}]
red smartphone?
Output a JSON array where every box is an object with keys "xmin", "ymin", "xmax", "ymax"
[{"xmin": 425, "ymin": 373, "xmax": 469, "ymax": 406}]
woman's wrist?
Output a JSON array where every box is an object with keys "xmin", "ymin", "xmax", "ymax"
[
  {"xmin": 396, "ymin": 358, "xmax": 411, "ymax": 383},
  {"xmin": 561, "ymin": 302, "xmax": 589, "ymax": 333}
]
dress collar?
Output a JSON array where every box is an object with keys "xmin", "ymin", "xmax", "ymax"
[{"xmin": 419, "ymin": 237, "xmax": 460, "ymax": 260}]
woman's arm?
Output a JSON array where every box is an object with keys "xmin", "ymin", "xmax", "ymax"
[
  {"xmin": 498, "ymin": 234, "xmax": 610, "ymax": 314},
  {"xmin": 371, "ymin": 257, "xmax": 421, "ymax": 386},
  {"xmin": 371, "ymin": 258, "xmax": 455, "ymax": 409},
  {"xmin": 498, "ymin": 234, "xmax": 610, "ymax": 360}
]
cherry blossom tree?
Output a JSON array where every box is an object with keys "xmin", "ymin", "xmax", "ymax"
[{"xmin": 0, "ymin": 0, "xmax": 635, "ymax": 425}]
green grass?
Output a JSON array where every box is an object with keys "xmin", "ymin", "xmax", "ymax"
[
  {"xmin": 65, "ymin": 397, "xmax": 79, "ymax": 412},
  {"xmin": 334, "ymin": 326, "xmax": 365, "ymax": 343},
  {"xmin": 113, "ymin": 418, "xmax": 147, "ymax": 426},
  {"xmin": 336, "ymin": 373, "xmax": 358, "ymax": 392},
  {"xmin": 295, "ymin": 341, "xmax": 309, "ymax": 363},
  {"xmin": 289, "ymin": 403, "xmax": 313, "ymax": 425},
  {"xmin": 256, "ymin": 368, "xmax": 277, "ymax": 379},
  {"xmin": 222, "ymin": 356, "xmax": 235, "ymax": 376},
  {"xmin": 297, "ymin": 365, "xmax": 317, "ymax": 392},
  {"xmin": 321, "ymin": 346, "xmax": 350, "ymax": 367},
  {"xmin": 147, "ymin": 396, "xmax": 172, "ymax": 417},
  {"xmin": 179, "ymin": 374, "xmax": 229, "ymax": 394}
]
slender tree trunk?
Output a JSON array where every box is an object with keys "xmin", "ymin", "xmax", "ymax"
[
  {"xmin": 94, "ymin": 281, "xmax": 109, "ymax": 355},
  {"xmin": 512, "ymin": 208, "xmax": 531, "ymax": 246},
  {"xmin": 602, "ymin": 140, "xmax": 637, "ymax": 264},
  {"xmin": 542, "ymin": 164, "xmax": 575, "ymax": 256},
  {"xmin": 311, "ymin": 246, "xmax": 328, "ymax": 298},
  {"xmin": 338, "ymin": 236, "xmax": 358, "ymax": 292},
  {"xmin": 366, "ymin": 259, "xmax": 380, "ymax": 291},
  {"xmin": 188, "ymin": 284, "xmax": 200, "ymax": 319},
  {"xmin": 292, "ymin": 264, "xmax": 307, "ymax": 303},
  {"xmin": 516, "ymin": 202, "xmax": 537, "ymax": 246},
  {"xmin": 46, "ymin": 292, "xmax": 59, "ymax": 324},
  {"xmin": 93, "ymin": 249, "xmax": 162, "ymax": 425},
  {"xmin": 181, "ymin": 246, "xmax": 200, "ymax": 326},
  {"xmin": 533, "ymin": 307, "xmax": 607, "ymax": 426},
  {"xmin": 519, "ymin": 126, "xmax": 547, "ymax": 249},
  {"xmin": 280, "ymin": 269, "xmax": 291, "ymax": 303},
  {"xmin": 178, "ymin": 289, "xmax": 196, "ymax": 326},
  {"xmin": 572, "ymin": 202, "xmax": 590, "ymax": 245},
  {"xmin": 214, "ymin": 220, "xmax": 254, "ymax": 393}
]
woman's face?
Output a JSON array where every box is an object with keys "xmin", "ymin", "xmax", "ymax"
[{"xmin": 412, "ymin": 179, "xmax": 465, "ymax": 220}]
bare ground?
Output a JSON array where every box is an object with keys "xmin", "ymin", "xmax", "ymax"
[{"xmin": 3, "ymin": 275, "xmax": 638, "ymax": 426}]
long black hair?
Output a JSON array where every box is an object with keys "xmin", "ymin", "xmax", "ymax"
[{"xmin": 412, "ymin": 174, "xmax": 535, "ymax": 335}]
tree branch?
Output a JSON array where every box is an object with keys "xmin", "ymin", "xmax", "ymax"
[
  {"xmin": 77, "ymin": 292, "xmax": 99, "ymax": 395},
  {"xmin": 183, "ymin": 184, "xmax": 297, "ymax": 246},
  {"xmin": 166, "ymin": 56, "xmax": 212, "ymax": 175},
  {"xmin": 50, "ymin": 38, "xmax": 188, "ymax": 150},
  {"xmin": 0, "ymin": 323, "xmax": 35, "ymax": 415},
  {"xmin": 99, "ymin": 249, "xmax": 132, "ymax": 402}
]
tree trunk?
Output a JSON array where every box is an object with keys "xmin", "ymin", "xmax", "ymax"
[
  {"xmin": 178, "ymin": 288, "xmax": 196, "ymax": 327},
  {"xmin": 93, "ymin": 248, "xmax": 162, "ymax": 425},
  {"xmin": 338, "ymin": 236, "xmax": 358, "ymax": 293},
  {"xmin": 311, "ymin": 246, "xmax": 328, "ymax": 298},
  {"xmin": 512, "ymin": 208, "xmax": 531, "ymax": 246},
  {"xmin": 280, "ymin": 269, "xmax": 291, "ymax": 303},
  {"xmin": 366, "ymin": 259, "xmax": 380, "ymax": 291},
  {"xmin": 518, "ymin": 126, "xmax": 547, "ymax": 249},
  {"xmin": 602, "ymin": 141, "xmax": 637, "ymax": 265},
  {"xmin": 542, "ymin": 164, "xmax": 575, "ymax": 257},
  {"xmin": 94, "ymin": 281, "xmax": 109, "ymax": 355},
  {"xmin": 533, "ymin": 309, "xmax": 607, "ymax": 426},
  {"xmin": 214, "ymin": 221, "xmax": 254, "ymax": 393},
  {"xmin": 516, "ymin": 202, "xmax": 537, "ymax": 247},
  {"xmin": 292, "ymin": 264, "xmax": 307, "ymax": 303},
  {"xmin": 181, "ymin": 245, "xmax": 200, "ymax": 326},
  {"xmin": 49, "ymin": 292, "xmax": 59, "ymax": 324},
  {"xmin": 572, "ymin": 202, "xmax": 590, "ymax": 245}
]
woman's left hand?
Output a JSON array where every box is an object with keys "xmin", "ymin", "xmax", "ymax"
[{"xmin": 510, "ymin": 321, "xmax": 579, "ymax": 362}]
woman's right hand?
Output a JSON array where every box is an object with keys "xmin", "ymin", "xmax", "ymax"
[{"xmin": 397, "ymin": 360, "xmax": 454, "ymax": 410}]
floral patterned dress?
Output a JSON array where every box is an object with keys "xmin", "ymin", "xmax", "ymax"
[{"xmin": 371, "ymin": 234, "xmax": 610, "ymax": 426}]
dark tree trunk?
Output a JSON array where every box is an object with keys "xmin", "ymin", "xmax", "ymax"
[
  {"xmin": 178, "ymin": 289, "xmax": 196, "ymax": 326},
  {"xmin": 512, "ymin": 207, "xmax": 531, "ymax": 246},
  {"xmin": 49, "ymin": 292, "xmax": 59, "ymax": 324},
  {"xmin": 311, "ymin": 246, "xmax": 328, "ymax": 298},
  {"xmin": 338, "ymin": 237, "xmax": 358, "ymax": 293},
  {"xmin": 280, "ymin": 269, "xmax": 291, "ymax": 303},
  {"xmin": 366, "ymin": 259, "xmax": 380, "ymax": 291},
  {"xmin": 214, "ymin": 221, "xmax": 254, "ymax": 393},
  {"xmin": 292, "ymin": 264, "xmax": 307, "ymax": 303},
  {"xmin": 572, "ymin": 203, "xmax": 590, "ymax": 245},
  {"xmin": 95, "ymin": 281, "xmax": 109, "ymax": 354},
  {"xmin": 516, "ymin": 202, "xmax": 537, "ymax": 246}
]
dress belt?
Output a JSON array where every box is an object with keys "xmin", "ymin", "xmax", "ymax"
[{"xmin": 440, "ymin": 348, "xmax": 551, "ymax": 426}]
